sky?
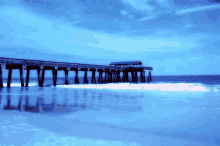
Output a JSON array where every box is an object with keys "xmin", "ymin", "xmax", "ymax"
[{"xmin": 0, "ymin": 0, "xmax": 220, "ymax": 75}]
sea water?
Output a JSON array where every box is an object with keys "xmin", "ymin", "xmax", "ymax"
[{"xmin": 0, "ymin": 76, "xmax": 220, "ymax": 146}]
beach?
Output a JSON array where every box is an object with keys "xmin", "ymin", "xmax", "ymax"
[{"xmin": 1, "ymin": 77, "xmax": 220, "ymax": 146}]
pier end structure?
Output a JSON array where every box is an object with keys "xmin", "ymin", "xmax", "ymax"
[
  {"xmin": 109, "ymin": 61, "xmax": 153, "ymax": 82},
  {"xmin": 0, "ymin": 57, "xmax": 153, "ymax": 87}
]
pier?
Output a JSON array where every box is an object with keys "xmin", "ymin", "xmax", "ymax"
[{"xmin": 0, "ymin": 57, "xmax": 153, "ymax": 87}]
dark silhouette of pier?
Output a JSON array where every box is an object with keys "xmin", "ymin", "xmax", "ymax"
[{"xmin": 0, "ymin": 57, "xmax": 153, "ymax": 88}]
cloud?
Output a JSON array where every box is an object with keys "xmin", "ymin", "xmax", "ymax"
[
  {"xmin": 137, "ymin": 16, "xmax": 155, "ymax": 21},
  {"xmin": 120, "ymin": 9, "xmax": 129, "ymax": 16},
  {"xmin": 121, "ymin": 0, "xmax": 155, "ymax": 13},
  {"xmin": 157, "ymin": 0, "xmax": 173, "ymax": 9},
  {"xmin": 176, "ymin": 4, "xmax": 220, "ymax": 15}
]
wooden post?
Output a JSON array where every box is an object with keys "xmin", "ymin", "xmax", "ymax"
[
  {"xmin": 98, "ymin": 71, "xmax": 103, "ymax": 83},
  {"xmin": 123, "ymin": 70, "xmax": 128, "ymax": 82},
  {"xmin": 109, "ymin": 71, "xmax": 112, "ymax": 82},
  {"xmin": 98, "ymin": 71, "xmax": 100, "ymax": 83},
  {"xmin": 141, "ymin": 71, "xmax": 143, "ymax": 82},
  {"xmin": 41, "ymin": 69, "xmax": 45, "ymax": 86},
  {"xmin": 7, "ymin": 68, "xmax": 12, "ymax": 88},
  {"xmin": 131, "ymin": 71, "xmax": 135, "ymax": 82},
  {"xmin": 38, "ymin": 69, "xmax": 45, "ymax": 87},
  {"xmin": 84, "ymin": 71, "xmax": 88, "ymax": 83},
  {"xmin": 104, "ymin": 71, "xmax": 107, "ymax": 83},
  {"xmin": 91, "ymin": 70, "xmax": 96, "ymax": 83},
  {"xmin": 53, "ymin": 69, "xmax": 57, "ymax": 86},
  {"xmin": 107, "ymin": 71, "xmax": 110, "ymax": 83},
  {"xmin": 37, "ymin": 69, "xmax": 41, "ymax": 86},
  {"xmin": 26, "ymin": 68, "xmax": 30, "ymax": 87},
  {"xmin": 141, "ymin": 71, "xmax": 145, "ymax": 82},
  {"xmin": 65, "ymin": 70, "xmax": 69, "ymax": 85},
  {"xmin": 149, "ymin": 71, "xmax": 152, "ymax": 81},
  {"xmin": 135, "ymin": 71, "xmax": 138, "ymax": 82},
  {"xmin": 19, "ymin": 67, "xmax": 24, "ymax": 87},
  {"xmin": 113, "ymin": 72, "xmax": 116, "ymax": 82},
  {"xmin": 0, "ymin": 64, "xmax": 3, "ymax": 88},
  {"xmin": 75, "ymin": 70, "xmax": 79, "ymax": 84},
  {"xmin": 117, "ymin": 71, "xmax": 121, "ymax": 82},
  {"xmin": 122, "ymin": 71, "xmax": 125, "ymax": 82}
]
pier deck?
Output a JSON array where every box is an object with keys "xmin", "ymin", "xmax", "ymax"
[{"xmin": 0, "ymin": 57, "xmax": 153, "ymax": 87}]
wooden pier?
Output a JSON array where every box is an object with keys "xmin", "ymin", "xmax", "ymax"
[{"xmin": 0, "ymin": 57, "xmax": 153, "ymax": 87}]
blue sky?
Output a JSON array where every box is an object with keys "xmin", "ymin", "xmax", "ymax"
[{"xmin": 0, "ymin": 0, "xmax": 220, "ymax": 75}]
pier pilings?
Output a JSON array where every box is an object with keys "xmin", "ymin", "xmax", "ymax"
[
  {"xmin": 91, "ymin": 70, "xmax": 96, "ymax": 83},
  {"xmin": 104, "ymin": 71, "xmax": 108, "ymax": 83},
  {"xmin": 98, "ymin": 71, "xmax": 103, "ymax": 83},
  {"xmin": 141, "ymin": 71, "xmax": 145, "ymax": 82},
  {"xmin": 7, "ymin": 68, "xmax": 12, "ymax": 88},
  {"xmin": 122, "ymin": 70, "xmax": 129, "ymax": 82},
  {"xmin": 65, "ymin": 70, "xmax": 69, "ymax": 85},
  {"xmin": 135, "ymin": 71, "xmax": 138, "ymax": 82},
  {"xmin": 26, "ymin": 69, "xmax": 30, "ymax": 87},
  {"xmin": 84, "ymin": 71, "xmax": 88, "ymax": 83},
  {"xmin": 148, "ymin": 71, "xmax": 152, "ymax": 82},
  {"xmin": 38, "ymin": 69, "xmax": 45, "ymax": 87},
  {"xmin": 116, "ymin": 70, "xmax": 121, "ymax": 82},
  {"xmin": 19, "ymin": 68, "xmax": 24, "ymax": 87},
  {"xmin": 75, "ymin": 70, "xmax": 79, "ymax": 84},
  {"xmin": 53, "ymin": 69, "xmax": 57, "ymax": 86}
]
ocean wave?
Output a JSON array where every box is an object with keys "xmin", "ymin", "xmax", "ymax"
[
  {"xmin": 56, "ymin": 83, "xmax": 220, "ymax": 92},
  {"xmin": 2, "ymin": 82, "xmax": 38, "ymax": 87},
  {"xmin": 2, "ymin": 82, "xmax": 220, "ymax": 92}
]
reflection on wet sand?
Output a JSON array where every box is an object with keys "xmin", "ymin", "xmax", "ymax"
[{"xmin": 0, "ymin": 87, "xmax": 142, "ymax": 114}]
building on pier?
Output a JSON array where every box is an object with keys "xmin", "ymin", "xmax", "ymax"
[{"xmin": 0, "ymin": 57, "xmax": 153, "ymax": 87}]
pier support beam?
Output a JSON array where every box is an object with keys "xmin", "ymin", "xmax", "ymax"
[
  {"xmin": 104, "ymin": 72, "xmax": 107, "ymax": 83},
  {"xmin": 7, "ymin": 68, "xmax": 12, "ymax": 87},
  {"xmin": 116, "ymin": 71, "xmax": 121, "ymax": 82},
  {"xmin": 65, "ymin": 70, "xmax": 69, "ymax": 85},
  {"xmin": 53, "ymin": 69, "xmax": 57, "ymax": 86},
  {"xmin": 0, "ymin": 64, "xmax": 3, "ymax": 88},
  {"xmin": 109, "ymin": 71, "xmax": 112, "ymax": 83},
  {"xmin": 122, "ymin": 71, "xmax": 129, "ymax": 82},
  {"xmin": 26, "ymin": 68, "xmax": 30, "ymax": 87},
  {"xmin": 141, "ymin": 71, "xmax": 145, "ymax": 82},
  {"xmin": 84, "ymin": 71, "xmax": 88, "ymax": 84},
  {"xmin": 131, "ymin": 71, "xmax": 135, "ymax": 82},
  {"xmin": 19, "ymin": 67, "xmax": 24, "ymax": 87},
  {"xmin": 113, "ymin": 72, "xmax": 117, "ymax": 82},
  {"xmin": 148, "ymin": 71, "xmax": 152, "ymax": 82},
  {"xmin": 98, "ymin": 71, "xmax": 103, "ymax": 83},
  {"xmin": 91, "ymin": 70, "xmax": 96, "ymax": 83},
  {"xmin": 38, "ymin": 69, "xmax": 45, "ymax": 87},
  {"xmin": 75, "ymin": 70, "xmax": 79, "ymax": 84},
  {"xmin": 135, "ymin": 71, "xmax": 138, "ymax": 82}
]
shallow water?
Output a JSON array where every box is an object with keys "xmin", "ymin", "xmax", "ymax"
[{"xmin": 0, "ymin": 82, "xmax": 220, "ymax": 146}]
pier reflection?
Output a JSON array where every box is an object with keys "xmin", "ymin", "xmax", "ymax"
[
  {"xmin": 0, "ymin": 88, "xmax": 2, "ymax": 105},
  {"xmin": 1, "ymin": 86, "xmax": 143, "ymax": 114}
]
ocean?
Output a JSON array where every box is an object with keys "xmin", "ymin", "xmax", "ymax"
[{"xmin": 0, "ymin": 75, "xmax": 220, "ymax": 146}]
